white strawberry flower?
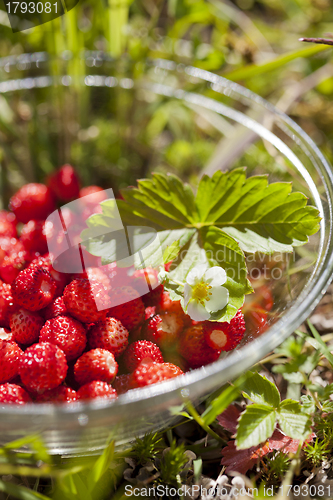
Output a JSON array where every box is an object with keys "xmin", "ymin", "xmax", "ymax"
[{"xmin": 184, "ymin": 264, "xmax": 229, "ymax": 321}]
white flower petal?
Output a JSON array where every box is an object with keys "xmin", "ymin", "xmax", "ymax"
[
  {"xmin": 205, "ymin": 286, "xmax": 229, "ymax": 313},
  {"xmin": 184, "ymin": 283, "xmax": 192, "ymax": 306},
  {"xmin": 204, "ymin": 267, "xmax": 227, "ymax": 287},
  {"xmin": 186, "ymin": 264, "xmax": 208, "ymax": 285},
  {"xmin": 187, "ymin": 300, "xmax": 211, "ymax": 321}
]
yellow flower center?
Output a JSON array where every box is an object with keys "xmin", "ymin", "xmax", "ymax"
[{"xmin": 192, "ymin": 282, "xmax": 212, "ymax": 305}]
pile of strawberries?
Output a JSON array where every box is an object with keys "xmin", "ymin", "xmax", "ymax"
[{"xmin": 0, "ymin": 165, "xmax": 247, "ymax": 405}]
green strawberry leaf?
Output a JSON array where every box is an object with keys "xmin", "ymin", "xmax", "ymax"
[
  {"xmin": 195, "ymin": 169, "xmax": 320, "ymax": 254},
  {"xmin": 241, "ymin": 372, "xmax": 280, "ymax": 409},
  {"xmin": 235, "ymin": 404, "xmax": 276, "ymax": 450},
  {"xmin": 277, "ymin": 399, "xmax": 312, "ymax": 441},
  {"xmin": 163, "ymin": 240, "xmax": 181, "ymax": 264}
]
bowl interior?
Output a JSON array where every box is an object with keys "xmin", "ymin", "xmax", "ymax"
[{"xmin": 0, "ymin": 55, "xmax": 332, "ymax": 454}]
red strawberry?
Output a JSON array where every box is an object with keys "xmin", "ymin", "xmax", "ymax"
[
  {"xmin": 77, "ymin": 381, "xmax": 118, "ymax": 401},
  {"xmin": 0, "ymin": 340, "xmax": 22, "ymax": 383},
  {"xmin": 0, "ymin": 237, "xmax": 24, "ymax": 265},
  {"xmin": 29, "ymin": 255, "xmax": 68, "ymax": 297},
  {"xmin": 75, "ymin": 267, "xmax": 111, "ymax": 293},
  {"xmin": 157, "ymin": 291, "xmax": 184, "ymax": 315},
  {"xmin": 9, "ymin": 183, "xmax": 55, "ymax": 223},
  {"xmin": 20, "ymin": 220, "xmax": 50, "ymax": 254},
  {"xmin": 63, "ymin": 278, "xmax": 108, "ymax": 324},
  {"xmin": 10, "ymin": 308, "xmax": 44, "ymax": 345},
  {"xmin": 0, "ymin": 211, "xmax": 17, "ymax": 238},
  {"xmin": 113, "ymin": 374, "xmax": 133, "ymax": 395},
  {"xmin": 0, "ymin": 282, "xmax": 16, "ymax": 328},
  {"xmin": 19, "ymin": 342, "xmax": 68, "ymax": 394},
  {"xmin": 243, "ymin": 308, "xmax": 268, "ymax": 339},
  {"xmin": 0, "ymin": 328, "xmax": 13, "ymax": 342},
  {"xmin": 179, "ymin": 324, "xmax": 221, "ymax": 369},
  {"xmin": 39, "ymin": 315, "xmax": 87, "ymax": 361},
  {"xmin": 132, "ymin": 267, "xmax": 164, "ymax": 306},
  {"xmin": 145, "ymin": 306, "xmax": 156, "ymax": 320},
  {"xmin": 36, "ymin": 385, "xmax": 77, "ymax": 403},
  {"xmin": 103, "ymin": 262, "xmax": 132, "ymax": 288},
  {"xmin": 144, "ymin": 312, "xmax": 184, "ymax": 347},
  {"xmin": 48, "ymin": 164, "xmax": 80, "ymax": 201},
  {"xmin": 124, "ymin": 340, "xmax": 164, "ymax": 372},
  {"xmin": 0, "ymin": 383, "xmax": 32, "ymax": 404},
  {"xmin": 42, "ymin": 296, "xmax": 68, "ymax": 320},
  {"xmin": 74, "ymin": 348, "xmax": 118, "ymax": 386},
  {"xmin": 79, "ymin": 186, "xmax": 107, "ymax": 211},
  {"xmin": 204, "ymin": 310, "xmax": 245, "ymax": 352},
  {"xmin": 133, "ymin": 362, "xmax": 183, "ymax": 388},
  {"xmin": 89, "ymin": 317, "xmax": 128, "ymax": 357},
  {"xmin": 107, "ymin": 286, "xmax": 145, "ymax": 331},
  {"xmin": 157, "ymin": 291, "xmax": 192, "ymax": 327},
  {"xmin": 0, "ymin": 251, "xmax": 30, "ymax": 284},
  {"xmin": 12, "ymin": 266, "xmax": 56, "ymax": 311}
]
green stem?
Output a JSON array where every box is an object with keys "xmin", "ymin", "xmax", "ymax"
[{"xmin": 186, "ymin": 401, "xmax": 223, "ymax": 443}]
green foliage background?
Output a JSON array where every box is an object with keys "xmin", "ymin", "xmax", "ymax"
[{"xmin": 0, "ymin": 0, "xmax": 332, "ymax": 191}]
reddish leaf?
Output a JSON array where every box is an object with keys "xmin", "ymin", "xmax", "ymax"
[
  {"xmin": 216, "ymin": 404, "xmax": 241, "ymax": 435},
  {"xmin": 219, "ymin": 405, "xmax": 315, "ymax": 474},
  {"xmin": 221, "ymin": 440, "xmax": 269, "ymax": 474}
]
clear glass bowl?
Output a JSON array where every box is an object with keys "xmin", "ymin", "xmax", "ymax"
[{"xmin": 0, "ymin": 53, "xmax": 333, "ymax": 455}]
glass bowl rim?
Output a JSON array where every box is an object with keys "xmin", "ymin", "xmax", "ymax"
[{"xmin": 0, "ymin": 54, "xmax": 332, "ymax": 420}]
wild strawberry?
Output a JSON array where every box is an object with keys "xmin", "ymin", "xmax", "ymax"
[
  {"xmin": 243, "ymin": 282, "xmax": 274, "ymax": 313},
  {"xmin": 124, "ymin": 340, "xmax": 164, "ymax": 372},
  {"xmin": 74, "ymin": 348, "xmax": 118, "ymax": 386},
  {"xmin": 74, "ymin": 267, "xmax": 111, "ymax": 293},
  {"xmin": 107, "ymin": 286, "xmax": 145, "ymax": 331},
  {"xmin": 132, "ymin": 267, "xmax": 164, "ymax": 306},
  {"xmin": 142, "ymin": 284, "xmax": 164, "ymax": 307},
  {"xmin": 204, "ymin": 310, "xmax": 245, "ymax": 352},
  {"xmin": 20, "ymin": 220, "xmax": 50, "ymax": 254},
  {"xmin": 0, "ymin": 211, "xmax": 17, "ymax": 238},
  {"xmin": 0, "ymin": 327, "xmax": 13, "ymax": 341},
  {"xmin": 29, "ymin": 255, "xmax": 68, "ymax": 297},
  {"xmin": 43, "ymin": 296, "xmax": 67, "ymax": 320},
  {"xmin": 79, "ymin": 186, "xmax": 107, "ymax": 217},
  {"xmin": 39, "ymin": 315, "xmax": 87, "ymax": 361},
  {"xmin": 103, "ymin": 263, "xmax": 132, "ymax": 288},
  {"xmin": 36, "ymin": 385, "xmax": 77, "ymax": 403},
  {"xmin": 0, "ymin": 340, "xmax": 22, "ymax": 383},
  {"xmin": 144, "ymin": 312, "xmax": 184, "ymax": 347},
  {"xmin": 0, "ymin": 282, "xmax": 16, "ymax": 328},
  {"xmin": 48, "ymin": 164, "xmax": 80, "ymax": 201},
  {"xmin": 12, "ymin": 266, "xmax": 56, "ymax": 311},
  {"xmin": 164, "ymin": 261, "xmax": 173, "ymax": 272},
  {"xmin": 63, "ymin": 278, "xmax": 108, "ymax": 324},
  {"xmin": 10, "ymin": 309, "xmax": 44, "ymax": 345},
  {"xmin": 0, "ymin": 251, "xmax": 30, "ymax": 284},
  {"xmin": 145, "ymin": 306, "xmax": 156, "ymax": 320},
  {"xmin": 0, "ymin": 237, "xmax": 24, "ymax": 265},
  {"xmin": 178, "ymin": 324, "xmax": 221, "ymax": 369},
  {"xmin": 0, "ymin": 384, "xmax": 32, "ymax": 404},
  {"xmin": 157, "ymin": 291, "xmax": 184, "ymax": 315},
  {"xmin": 9, "ymin": 183, "xmax": 55, "ymax": 223},
  {"xmin": 77, "ymin": 381, "xmax": 118, "ymax": 401},
  {"xmin": 89, "ymin": 317, "xmax": 128, "ymax": 357},
  {"xmin": 113, "ymin": 374, "xmax": 133, "ymax": 395},
  {"xmin": 243, "ymin": 308, "xmax": 268, "ymax": 339},
  {"xmin": 132, "ymin": 362, "xmax": 183, "ymax": 388},
  {"xmin": 19, "ymin": 342, "xmax": 67, "ymax": 394},
  {"xmin": 157, "ymin": 291, "xmax": 192, "ymax": 327}
]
